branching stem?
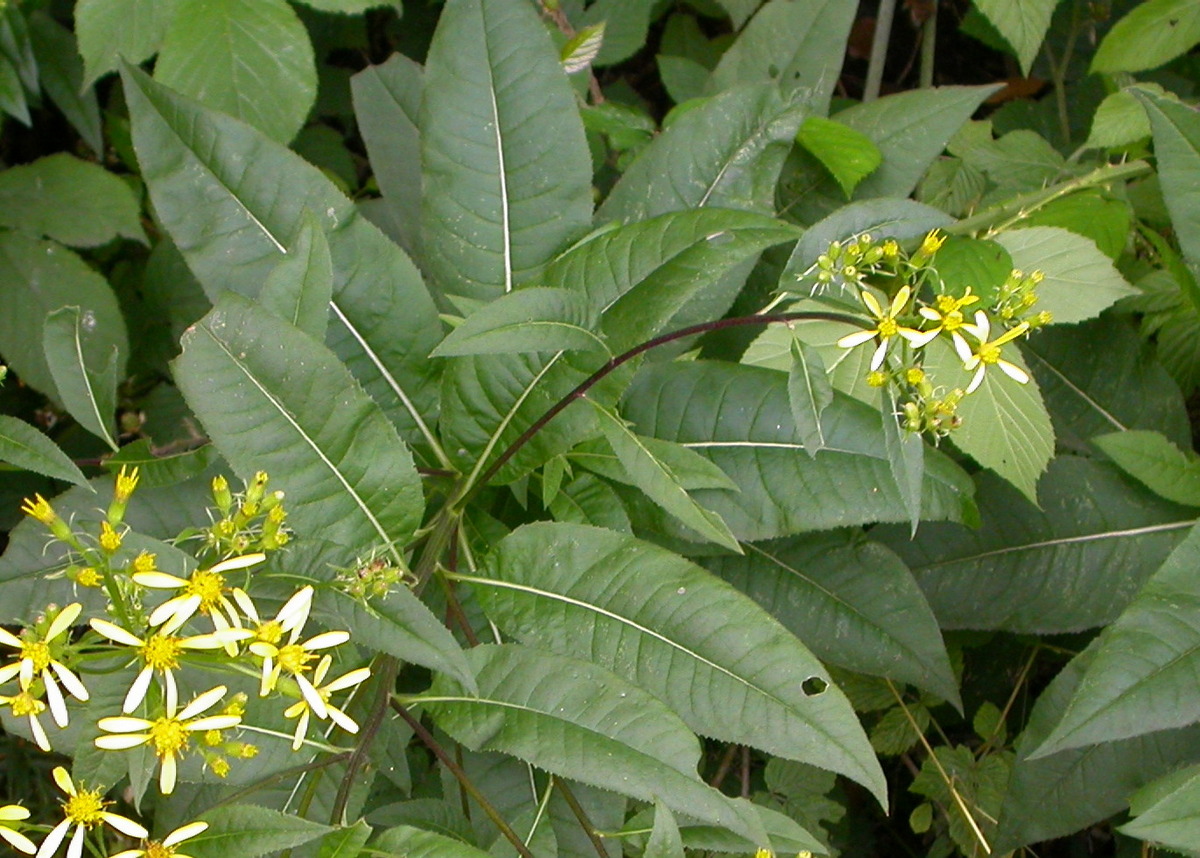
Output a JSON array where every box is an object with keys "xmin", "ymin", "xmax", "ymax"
[
  {"xmin": 462, "ymin": 310, "xmax": 865, "ymax": 501},
  {"xmin": 392, "ymin": 698, "xmax": 536, "ymax": 858}
]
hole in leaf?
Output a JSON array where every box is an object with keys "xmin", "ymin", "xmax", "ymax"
[{"xmin": 801, "ymin": 676, "xmax": 828, "ymax": 696}]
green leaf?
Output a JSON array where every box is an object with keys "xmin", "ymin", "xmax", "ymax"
[
  {"xmin": 1087, "ymin": 88, "xmax": 1156, "ymax": 149},
  {"xmin": 1023, "ymin": 315, "xmax": 1191, "ymax": 454},
  {"xmin": 920, "ymin": 337, "xmax": 1053, "ymax": 504},
  {"xmin": 705, "ymin": 532, "xmax": 960, "ymax": 705},
  {"xmin": 0, "ymin": 153, "xmax": 144, "ymax": 248},
  {"xmin": 787, "ymin": 339, "xmax": 833, "ymax": 457},
  {"xmin": 1093, "ymin": 0, "xmax": 1200, "ymax": 73},
  {"xmin": 372, "ymin": 825, "xmax": 494, "ymax": 858},
  {"xmin": 1122, "ymin": 767, "xmax": 1200, "ymax": 851},
  {"xmin": 172, "ymin": 292, "xmax": 424, "ymax": 552},
  {"xmin": 351, "ymin": 53, "xmax": 422, "ymax": 257},
  {"xmin": 155, "ymin": 0, "xmax": 316, "ymax": 143},
  {"xmin": 0, "ymin": 416, "xmax": 89, "ymax": 487},
  {"xmin": 996, "ymin": 639, "xmax": 1200, "ymax": 851},
  {"xmin": 471, "ymin": 522, "xmax": 888, "ymax": 805},
  {"xmin": 579, "ymin": 0, "xmax": 646, "ymax": 66},
  {"xmin": 995, "ymin": 227, "xmax": 1135, "ymax": 324},
  {"xmin": 882, "ymin": 390, "xmax": 924, "ymax": 535},
  {"xmin": 1015, "ymin": 190, "xmax": 1132, "ymax": 261},
  {"xmin": 316, "ymin": 588, "xmax": 477, "ymax": 694},
  {"xmin": 590, "ymin": 402, "xmax": 741, "ymax": 551},
  {"xmin": 645, "ymin": 801, "xmax": 686, "ymax": 858},
  {"xmin": 423, "ymin": 643, "xmax": 771, "ymax": 841},
  {"xmin": 27, "ymin": 12, "xmax": 103, "ymax": 154},
  {"xmin": 657, "ymin": 55, "xmax": 709, "ymax": 105},
  {"xmin": 0, "ymin": 53, "xmax": 28, "ymax": 126},
  {"xmin": 317, "ymin": 820, "xmax": 372, "ymax": 858},
  {"xmin": 708, "ymin": 0, "xmax": 855, "ymax": 111},
  {"xmin": 433, "ymin": 288, "xmax": 605, "ymax": 357},
  {"xmin": 294, "ymin": 0, "xmax": 391, "ymax": 11},
  {"xmin": 561, "ymin": 22, "xmax": 606, "ymax": 73},
  {"xmin": 75, "ymin": 0, "xmax": 179, "ymax": 86},
  {"xmin": 796, "ymin": 116, "xmax": 882, "ymax": 198},
  {"xmin": 1093, "ymin": 430, "xmax": 1200, "ymax": 507},
  {"xmin": 1138, "ymin": 88, "xmax": 1200, "ymax": 278},
  {"xmin": 121, "ymin": 63, "xmax": 443, "ymax": 448},
  {"xmin": 548, "ymin": 473, "xmax": 633, "ymax": 532},
  {"xmin": 420, "ymin": 0, "xmax": 592, "ymax": 302},
  {"xmin": 259, "ymin": 208, "xmax": 334, "ymax": 340},
  {"xmin": 931, "ymin": 236, "xmax": 1012, "ymax": 304},
  {"xmin": 1032, "ymin": 524, "xmax": 1200, "ymax": 757},
  {"xmin": 0, "ymin": 5, "xmax": 37, "ymax": 94},
  {"xmin": 973, "ymin": 0, "xmax": 1058, "ymax": 74},
  {"xmin": 42, "ymin": 307, "xmax": 120, "ymax": 450},
  {"xmin": 835, "ymin": 85, "xmax": 1001, "ymax": 200},
  {"xmin": 101, "ymin": 439, "xmax": 212, "ymax": 489},
  {"xmin": 573, "ymin": 436, "xmax": 738, "ymax": 493},
  {"xmin": 878, "ymin": 456, "xmax": 1197, "ymax": 633},
  {"xmin": 439, "ymin": 209, "xmax": 800, "ymax": 485},
  {"xmin": 187, "ymin": 804, "xmax": 332, "ymax": 858},
  {"xmin": 600, "ymin": 85, "xmax": 807, "ymax": 224},
  {"xmin": 622, "ymin": 361, "xmax": 976, "ymax": 539}
]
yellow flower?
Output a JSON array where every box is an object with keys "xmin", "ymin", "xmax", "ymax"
[
  {"xmin": 0, "ymin": 805, "xmax": 35, "ymax": 854},
  {"xmin": 915, "ymin": 288, "xmax": 981, "ymax": 351},
  {"xmin": 0, "ymin": 603, "xmax": 89, "ymax": 727},
  {"xmin": 234, "ymin": 586, "xmax": 349, "ymax": 703},
  {"xmin": 19, "ymin": 494, "xmax": 57, "ymax": 526},
  {"xmin": 282, "ymin": 654, "xmax": 370, "ymax": 750},
  {"xmin": 109, "ymin": 821, "xmax": 208, "ymax": 858},
  {"xmin": 955, "ymin": 311, "xmax": 1031, "ymax": 394},
  {"xmin": 134, "ymin": 554, "xmax": 266, "ymax": 635},
  {"xmin": 95, "ymin": 685, "xmax": 241, "ymax": 795},
  {"xmin": 836, "ymin": 285, "xmax": 928, "ymax": 370},
  {"xmin": 89, "ymin": 618, "xmax": 251, "ymax": 713},
  {"xmin": 0, "ymin": 688, "xmax": 53, "ymax": 751},
  {"xmin": 37, "ymin": 767, "xmax": 147, "ymax": 858},
  {"xmin": 112, "ymin": 466, "xmax": 140, "ymax": 504}
]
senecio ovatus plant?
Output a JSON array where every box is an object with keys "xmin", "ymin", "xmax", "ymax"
[{"xmin": 1, "ymin": 470, "xmax": 369, "ymax": 858}]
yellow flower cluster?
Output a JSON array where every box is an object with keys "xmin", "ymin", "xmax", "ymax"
[
  {"xmin": 814, "ymin": 230, "xmax": 1049, "ymax": 435},
  {"xmin": 6, "ymin": 470, "xmax": 369, "ymax": 801}
]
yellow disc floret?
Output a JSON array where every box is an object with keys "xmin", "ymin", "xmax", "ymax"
[
  {"xmin": 10, "ymin": 691, "xmax": 45, "ymax": 718},
  {"xmin": 140, "ymin": 636, "xmax": 183, "ymax": 671},
  {"xmin": 185, "ymin": 570, "xmax": 226, "ymax": 614},
  {"xmin": 148, "ymin": 717, "xmax": 190, "ymax": 757},
  {"xmin": 20, "ymin": 641, "xmax": 51, "ymax": 674},
  {"xmin": 276, "ymin": 643, "xmax": 317, "ymax": 675},
  {"xmin": 62, "ymin": 789, "xmax": 107, "ymax": 827}
]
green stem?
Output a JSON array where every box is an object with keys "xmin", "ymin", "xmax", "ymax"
[
  {"xmin": 948, "ymin": 160, "xmax": 1151, "ymax": 237},
  {"xmin": 328, "ymin": 506, "xmax": 460, "ymax": 823},
  {"xmin": 919, "ymin": 1, "xmax": 937, "ymax": 89},
  {"xmin": 864, "ymin": 0, "xmax": 897, "ymax": 101},
  {"xmin": 391, "ymin": 698, "xmax": 536, "ymax": 858},
  {"xmin": 206, "ymin": 752, "xmax": 352, "ymax": 810}
]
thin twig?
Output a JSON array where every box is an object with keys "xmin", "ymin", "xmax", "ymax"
[
  {"xmin": 554, "ymin": 776, "xmax": 610, "ymax": 858},
  {"xmin": 392, "ymin": 698, "xmax": 536, "ymax": 858},
  {"xmin": 887, "ymin": 680, "xmax": 991, "ymax": 855},
  {"xmin": 709, "ymin": 743, "xmax": 739, "ymax": 789},
  {"xmin": 462, "ymin": 310, "xmax": 865, "ymax": 500}
]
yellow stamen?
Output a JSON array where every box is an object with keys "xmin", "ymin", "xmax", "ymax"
[
  {"xmin": 62, "ymin": 790, "xmax": 107, "ymax": 827},
  {"xmin": 185, "ymin": 570, "xmax": 226, "ymax": 613},
  {"xmin": 276, "ymin": 643, "xmax": 317, "ymax": 674},
  {"xmin": 99, "ymin": 522, "xmax": 122, "ymax": 554},
  {"xmin": 148, "ymin": 718, "xmax": 190, "ymax": 757},
  {"xmin": 140, "ymin": 636, "xmax": 183, "ymax": 671},
  {"xmin": 10, "ymin": 691, "xmax": 45, "ymax": 717},
  {"xmin": 20, "ymin": 495, "xmax": 57, "ymax": 526},
  {"xmin": 20, "ymin": 641, "xmax": 51, "ymax": 673}
]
